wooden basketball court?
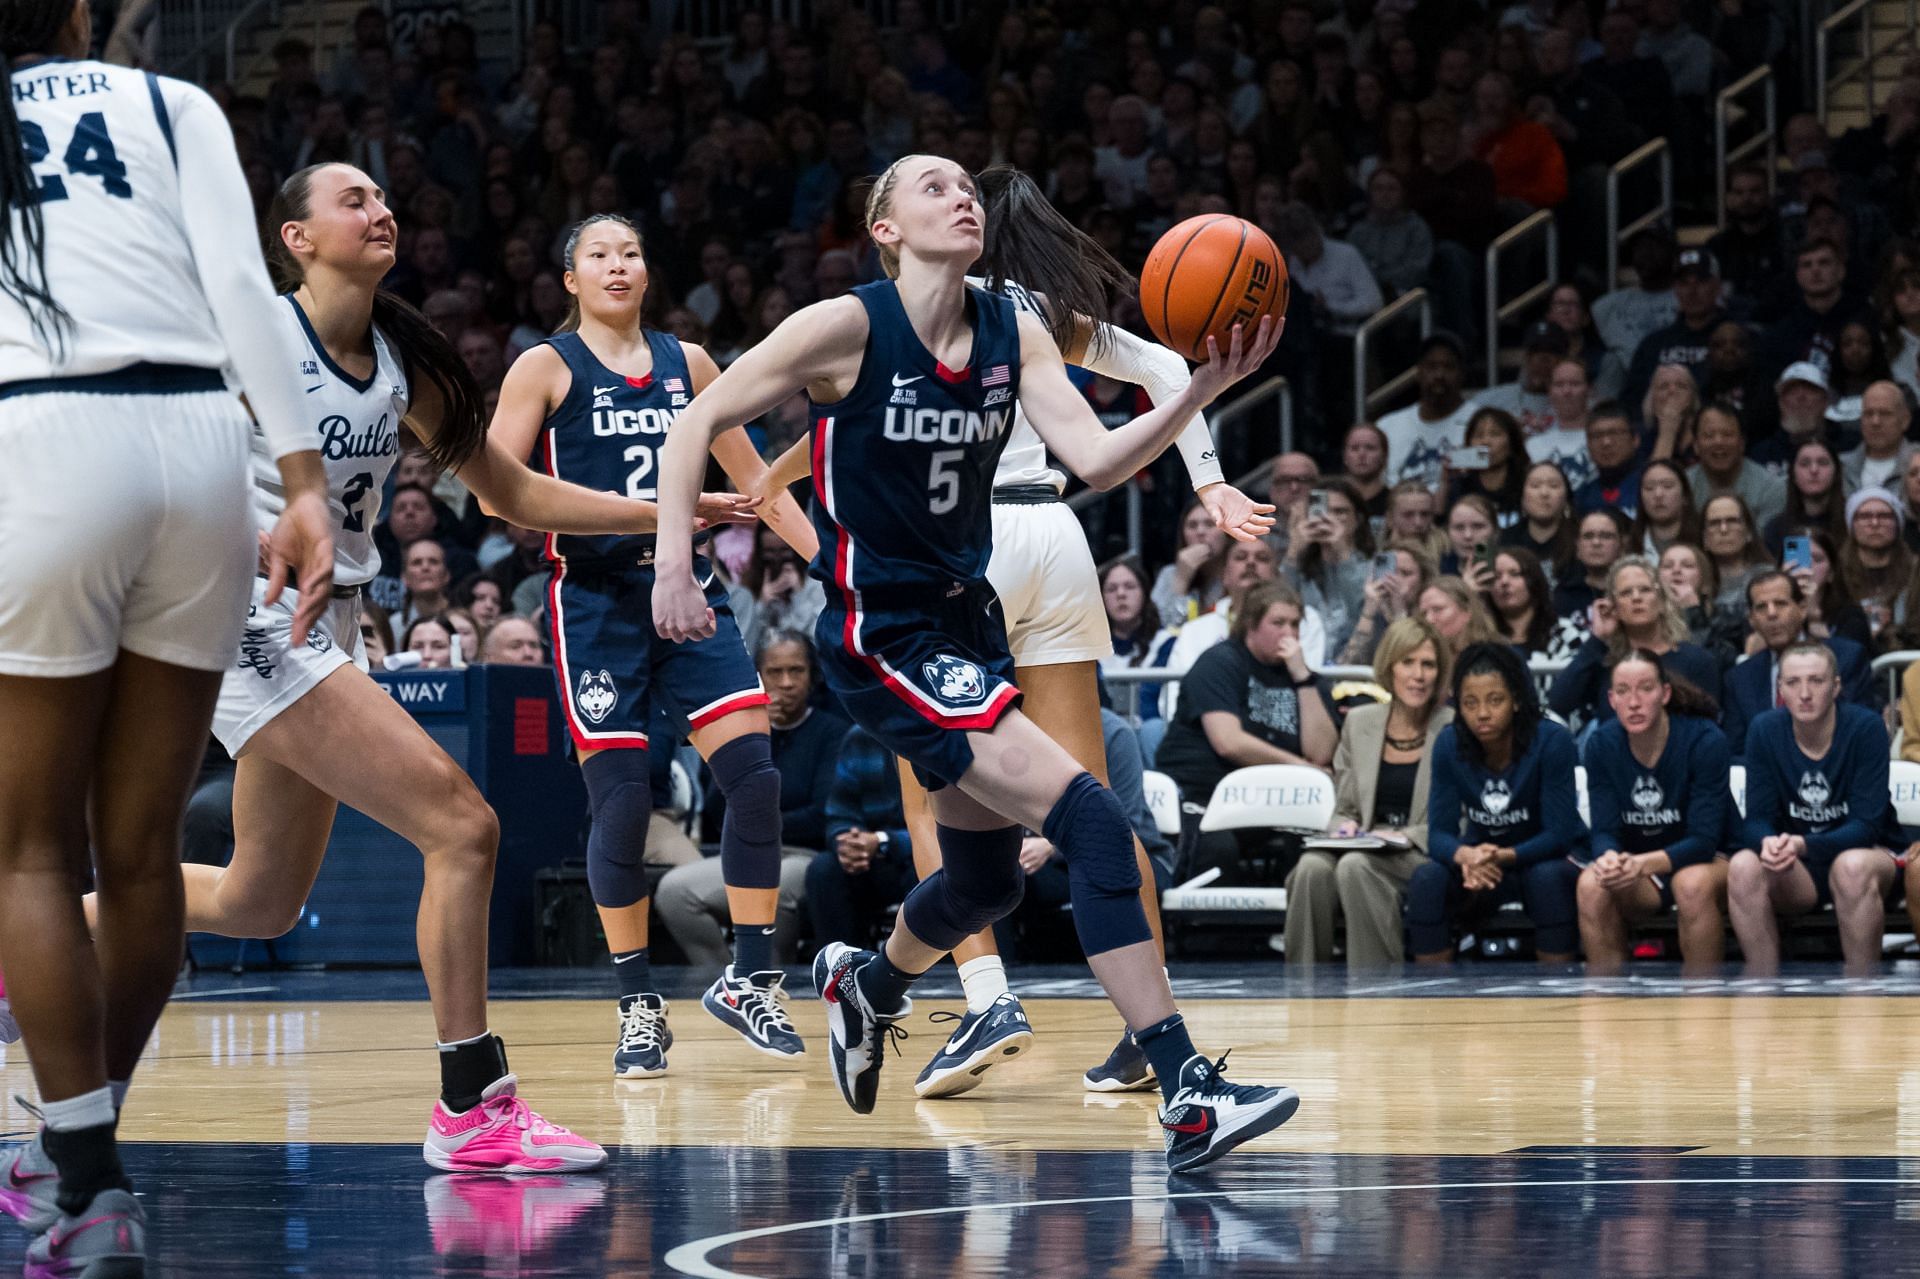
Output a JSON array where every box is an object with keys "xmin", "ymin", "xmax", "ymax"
[{"xmin": 2, "ymin": 967, "xmax": 1915, "ymax": 1276}]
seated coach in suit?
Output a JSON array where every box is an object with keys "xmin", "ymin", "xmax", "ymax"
[
  {"xmin": 1286, "ymin": 617, "xmax": 1454, "ymax": 968},
  {"xmin": 1722, "ymin": 571, "xmax": 1874, "ymax": 759}
]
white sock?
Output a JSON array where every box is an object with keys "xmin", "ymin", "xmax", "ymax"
[
  {"xmin": 108, "ymin": 1079, "xmax": 129, "ymax": 1112},
  {"xmin": 435, "ymin": 1029, "xmax": 493, "ymax": 1051},
  {"xmin": 40, "ymin": 1086, "xmax": 115, "ymax": 1132},
  {"xmin": 957, "ymin": 955, "xmax": 1009, "ymax": 1015}
]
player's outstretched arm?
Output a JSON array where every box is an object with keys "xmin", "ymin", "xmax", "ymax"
[
  {"xmin": 759, "ymin": 434, "xmax": 814, "ymax": 496},
  {"xmin": 1022, "ymin": 311, "xmax": 1280, "ymax": 491},
  {"xmin": 684, "ymin": 342, "xmax": 819, "ymax": 562},
  {"xmin": 1068, "ymin": 316, "xmax": 1273, "ymax": 542},
  {"xmin": 654, "ymin": 299, "xmax": 867, "ymax": 642},
  {"xmin": 462, "ymin": 345, "xmax": 754, "ymax": 535}
]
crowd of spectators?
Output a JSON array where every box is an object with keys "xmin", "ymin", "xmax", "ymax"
[{"xmin": 182, "ymin": 0, "xmax": 1920, "ymax": 966}]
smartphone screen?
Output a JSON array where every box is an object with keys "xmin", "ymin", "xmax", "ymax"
[{"xmin": 1449, "ymin": 446, "xmax": 1491, "ymax": 470}]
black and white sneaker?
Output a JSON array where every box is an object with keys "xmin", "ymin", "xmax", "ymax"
[
  {"xmin": 812, "ymin": 942, "xmax": 910, "ymax": 1115},
  {"xmin": 1158, "ymin": 1051, "xmax": 1299, "ymax": 1173},
  {"xmin": 1083, "ymin": 1031, "xmax": 1158, "ymax": 1093},
  {"xmin": 913, "ymin": 993, "xmax": 1034, "ymax": 1099},
  {"xmin": 703, "ymin": 966, "xmax": 806, "ymax": 1059},
  {"xmin": 613, "ymin": 993, "xmax": 673, "ymax": 1078}
]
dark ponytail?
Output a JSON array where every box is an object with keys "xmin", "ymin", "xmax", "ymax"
[
  {"xmin": 268, "ymin": 162, "xmax": 486, "ymax": 472},
  {"xmin": 0, "ymin": 2, "xmax": 82, "ymax": 357},
  {"xmin": 975, "ymin": 164, "xmax": 1133, "ymax": 360}
]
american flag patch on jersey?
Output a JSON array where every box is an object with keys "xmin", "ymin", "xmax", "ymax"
[
  {"xmin": 981, "ymin": 364, "xmax": 1010, "ymax": 387},
  {"xmin": 665, "ymin": 377, "xmax": 685, "ymax": 392}
]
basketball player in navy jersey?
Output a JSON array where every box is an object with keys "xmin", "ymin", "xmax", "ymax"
[
  {"xmin": 490, "ymin": 213, "xmax": 818, "ymax": 1077},
  {"xmin": 753, "ymin": 165, "xmax": 1275, "ymax": 1099},
  {"xmin": 654, "ymin": 156, "xmax": 1298, "ymax": 1172}
]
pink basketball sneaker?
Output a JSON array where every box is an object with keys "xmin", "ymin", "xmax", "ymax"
[
  {"xmin": 423, "ymin": 1076, "xmax": 607, "ymax": 1173},
  {"xmin": 0, "ymin": 967, "xmax": 20, "ymax": 1046}
]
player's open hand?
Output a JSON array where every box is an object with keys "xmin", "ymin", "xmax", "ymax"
[
  {"xmin": 264, "ymin": 489, "xmax": 335, "ymax": 646},
  {"xmin": 1187, "ymin": 314, "xmax": 1284, "ymax": 407},
  {"xmin": 653, "ymin": 572, "xmax": 717, "ymax": 643},
  {"xmin": 1197, "ymin": 481, "xmax": 1276, "ymax": 543},
  {"xmin": 693, "ymin": 491, "xmax": 762, "ymax": 530}
]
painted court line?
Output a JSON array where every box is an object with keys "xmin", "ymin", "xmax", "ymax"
[
  {"xmin": 170, "ymin": 986, "xmax": 279, "ymax": 1000},
  {"xmin": 663, "ymin": 1176, "xmax": 1920, "ymax": 1279}
]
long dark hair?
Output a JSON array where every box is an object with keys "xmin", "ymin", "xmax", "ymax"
[
  {"xmin": 0, "ymin": 1, "xmax": 77, "ymax": 356},
  {"xmin": 1517, "ymin": 460, "xmax": 1577, "ymax": 576},
  {"xmin": 1798, "ymin": 526, "xmax": 1860, "ymax": 625},
  {"xmin": 975, "ymin": 164, "xmax": 1133, "ymax": 360},
  {"xmin": 1605, "ymin": 646, "xmax": 1721, "ymax": 720},
  {"xmin": 1450, "ymin": 641, "xmax": 1542, "ymax": 766},
  {"xmin": 267, "ymin": 163, "xmax": 484, "ymax": 471},
  {"xmin": 1782, "ymin": 438, "xmax": 1849, "ymax": 543},
  {"xmin": 1489, "ymin": 545, "xmax": 1554, "ymax": 654},
  {"xmin": 1462, "ymin": 407, "xmax": 1526, "ymax": 515},
  {"xmin": 1629, "ymin": 458, "xmax": 1703, "ymax": 550}
]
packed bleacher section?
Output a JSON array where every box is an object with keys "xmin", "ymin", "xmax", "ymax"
[{"xmin": 174, "ymin": 0, "xmax": 1920, "ymax": 966}]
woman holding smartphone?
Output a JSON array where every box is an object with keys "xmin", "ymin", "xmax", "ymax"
[
  {"xmin": 1446, "ymin": 409, "xmax": 1526, "ymax": 527},
  {"xmin": 1283, "ymin": 479, "xmax": 1374, "ymax": 658},
  {"xmin": 1779, "ymin": 527, "xmax": 1872, "ymax": 649},
  {"xmin": 1339, "ymin": 543, "xmax": 1434, "ymax": 664},
  {"xmin": 1439, "ymin": 495, "xmax": 1499, "ymax": 590}
]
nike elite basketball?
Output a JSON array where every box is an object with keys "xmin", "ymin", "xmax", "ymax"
[{"xmin": 1138, "ymin": 215, "xmax": 1289, "ymax": 362}]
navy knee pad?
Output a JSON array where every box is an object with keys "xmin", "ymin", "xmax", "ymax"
[
  {"xmin": 582, "ymin": 750, "xmax": 652, "ymax": 910},
  {"xmin": 1043, "ymin": 772, "xmax": 1150, "ymax": 957},
  {"xmin": 709, "ymin": 734, "xmax": 782, "ymax": 891},
  {"xmin": 899, "ymin": 825, "xmax": 1024, "ymax": 951}
]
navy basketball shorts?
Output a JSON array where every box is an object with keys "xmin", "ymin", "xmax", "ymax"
[
  {"xmin": 546, "ymin": 556, "xmax": 766, "ymax": 751},
  {"xmin": 817, "ymin": 581, "xmax": 1022, "ymax": 790}
]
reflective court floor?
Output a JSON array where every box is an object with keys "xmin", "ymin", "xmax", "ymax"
[{"xmin": 4, "ymin": 964, "xmax": 1920, "ymax": 1277}]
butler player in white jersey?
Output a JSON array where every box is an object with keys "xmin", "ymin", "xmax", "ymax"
[
  {"xmin": 0, "ymin": 5, "xmax": 335, "ymax": 1272},
  {"xmin": 756, "ymin": 167, "xmax": 1274, "ymax": 1098},
  {"xmin": 67, "ymin": 163, "xmax": 753, "ymax": 1179}
]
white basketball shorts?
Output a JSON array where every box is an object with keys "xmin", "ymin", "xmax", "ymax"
[
  {"xmin": 0, "ymin": 386, "xmax": 253, "ymax": 677},
  {"xmin": 986, "ymin": 499, "xmax": 1110, "ymax": 667},
  {"xmin": 212, "ymin": 578, "xmax": 368, "ymax": 755}
]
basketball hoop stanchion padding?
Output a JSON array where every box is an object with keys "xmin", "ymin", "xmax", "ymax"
[{"xmin": 189, "ymin": 665, "xmax": 589, "ymax": 968}]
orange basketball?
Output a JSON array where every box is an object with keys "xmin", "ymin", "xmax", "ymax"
[{"xmin": 1138, "ymin": 215, "xmax": 1289, "ymax": 362}]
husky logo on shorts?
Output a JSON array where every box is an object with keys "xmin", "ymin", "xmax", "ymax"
[
  {"xmin": 1480, "ymin": 779, "xmax": 1512, "ymax": 816},
  {"xmin": 306, "ymin": 629, "xmax": 334, "ymax": 655},
  {"xmin": 1631, "ymin": 775, "xmax": 1664, "ymax": 812},
  {"xmin": 577, "ymin": 670, "xmax": 618, "ymax": 724},
  {"xmin": 923, "ymin": 654, "xmax": 986, "ymax": 705}
]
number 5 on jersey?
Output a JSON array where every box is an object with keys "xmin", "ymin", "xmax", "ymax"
[{"xmin": 927, "ymin": 448, "xmax": 962, "ymax": 515}]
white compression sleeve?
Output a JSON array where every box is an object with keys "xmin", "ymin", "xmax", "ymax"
[
  {"xmin": 169, "ymin": 81, "xmax": 312, "ymax": 461},
  {"xmin": 1080, "ymin": 324, "xmax": 1225, "ymax": 490}
]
